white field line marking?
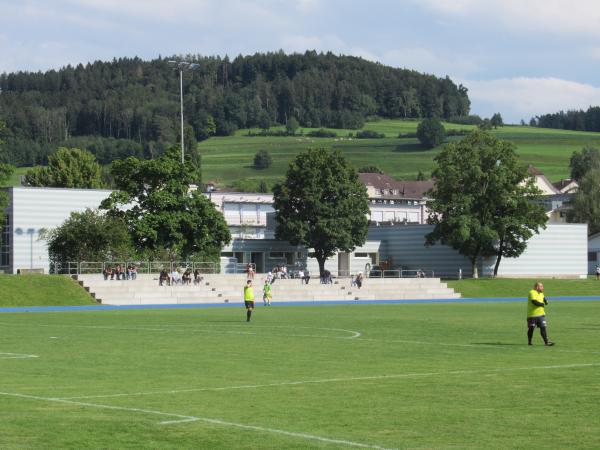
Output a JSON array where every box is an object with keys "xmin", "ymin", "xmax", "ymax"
[
  {"xmin": 0, "ymin": 321, "xmax": 361, "ymax": 339},
  {"xmin": 0, "ymin": 391, "xmax": 395, "ymax": 450},
  {"xmin": 0, "ymin": 352, "xmax": 39, "ymax": 359},
  {"xmin": 59, "ymin": 362, "xmax": 600, "ymax": 401}
]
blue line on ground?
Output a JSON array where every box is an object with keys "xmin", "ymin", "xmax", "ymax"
[{"xmin": 1, "ymin": 296, "xmax": 599, "ymax": 313}]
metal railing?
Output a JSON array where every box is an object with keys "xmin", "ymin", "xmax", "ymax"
[
  {"xmin": 367, "ymin": 269, "xmax": 436, "ymax": 278},
  {"xmin": 52, "ymin": 261, "xmax": 218, "ymax": 275}
]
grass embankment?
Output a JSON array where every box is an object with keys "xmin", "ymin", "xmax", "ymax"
[
  {"xmin": 448, "ymin": 277, "xmax": 600, "ymax": 298},
  {"xmin": 200, "ymin": 119, "xmax": 600, "ymax": 187},
  {"xmin": 0, "ymin": 274, "xmax": 95, "ymax": 307}
]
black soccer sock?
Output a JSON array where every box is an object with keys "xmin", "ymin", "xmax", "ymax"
[
  {"xmin": 527, "ymin": 327, "xmax": 534, "ymax": 344},
  {"xmin": 246, "ymin": 309, "xmax": 252, "ymax": 321},
  {"xmin": 540, "ymin": 327, "xmax": 548, "ymax": 344}
]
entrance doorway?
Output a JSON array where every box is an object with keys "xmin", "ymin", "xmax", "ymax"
[
  {"xmin": 338, "ymin": 252, "xmax": 349, "ymax": 277},
  {"xmin": 251, "ymin": 252, "xmax": 264, "ymax": 273}
]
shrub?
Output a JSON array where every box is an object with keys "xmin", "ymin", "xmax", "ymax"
[
  {"xmin": 307, "ymin": 128, "xmax": 338, "ymax": 138},
  {"xmin": 253, "ymin": 150, "xmax": 273, "ymax": 169},
  {"xmin": 355, "ymin": 130, "xmax": 385, "ymax": 139}
]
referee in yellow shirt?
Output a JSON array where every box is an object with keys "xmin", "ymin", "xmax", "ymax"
[
  {"xmin": 527, "ymin": 282, "xmax": 555, "ymax": 346},
  {"xmin": 244, "ymin": 279, "xmax": 255, "ymax": 322}
]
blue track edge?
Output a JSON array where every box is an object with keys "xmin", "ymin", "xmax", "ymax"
[{"xmin": 1, "ymin": 295, "xmax": 600, "ymax": 313}]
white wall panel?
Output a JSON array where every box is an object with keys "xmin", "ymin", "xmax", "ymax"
[{"xmin": 9, "ymin": 187, "xmax": 112, "ymax": 274}]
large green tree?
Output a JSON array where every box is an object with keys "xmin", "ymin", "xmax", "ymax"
[
  {"xmin": 24, "ymin": 147, "xmax": 103, "ymax": 188},
  {"xmin": 100, "ymin": 145, "xmax": 230, "ymax": 261},
  {"xmin": 568, "ymin": 167, "xmax": 600, "ymax": 235},
  {"xmin": 426, "ymin": 131, "xmax": 547, "ymax": 277},
  {"xmin": 44, "ymin": 209, "xmax": 134, "ymax": 267},
  {"xmin": 273, "ymin": 148, "xmax": 369, "ymax": 275}
]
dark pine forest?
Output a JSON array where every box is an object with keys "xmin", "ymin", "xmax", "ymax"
[{"xmin": 0, "ymin": 51, "xmax": 470, "ymax": 166}]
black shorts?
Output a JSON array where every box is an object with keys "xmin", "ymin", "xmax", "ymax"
[
  {"xmin": 527, "ymin": 316, "xmax": 546, "ymax": 328},
  {"xmin": 245, "ymin": 300, "xmax": 255, "ymax": 309}
]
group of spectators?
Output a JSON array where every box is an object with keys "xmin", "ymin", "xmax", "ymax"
[
  {"xmin": 103, "ymin": 264, "xmax": 137, "ymax": 280},
  {"xmin": 159, "ymin": 268, "xmax": 204, "ymax": 286}
]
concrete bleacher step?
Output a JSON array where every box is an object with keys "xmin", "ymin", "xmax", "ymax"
[{"xmin": 76, "ymin": 273, "xmax": 460, "ymax": 305}]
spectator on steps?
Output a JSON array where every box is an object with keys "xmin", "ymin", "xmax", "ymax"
[
  {"xmin": 129, "ymin": 264, "xmax": 137, "ymax": 280},
  {"xmin": 170, "ymin": 268, "xmax": 181, "ymax": 285},
  {"xmin": 193, "ymin": 269, "xmax": 204, "ymax": 285},
  {"xmin": 355, "ymin": 271, "xmax": 363, "ymax": 289},
  {"xmin": 103, "ymin": 265, "xmax": 114, "ymax": 280},
  {"xmin": 115, "ymin": 264, "xmax": 124, "ymax": 280},
  {"xmin": 159, "ymin": 269, "xmax": 170, "ymax": 286},
  {"xmin": 182, "ymin": 268, "xmax": 192, "ymax": 285}
]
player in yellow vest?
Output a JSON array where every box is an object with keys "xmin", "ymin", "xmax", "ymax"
[
  {"xmin": 262, "ymin": 279, "xmax": 272, "ymax": 306},
  {"xmin": 244, "ymin": 279, "xmax": 255, "ymax": 322},
  {"xmin": 527, "ymin": 282, "xmax": 555, "ymax": 346}
]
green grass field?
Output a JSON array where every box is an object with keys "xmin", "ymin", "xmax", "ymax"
[
  {"xmin": 199, "ymin": 120, "xmax": 600, "ymax": 188},
  {"xmin": 1, "ymin": 301, "xmax": 599, "ymax": 449}
]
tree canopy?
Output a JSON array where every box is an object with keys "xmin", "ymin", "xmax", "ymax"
[
  {"xmin": 417, "ymin": 118, "xmax": 446, "ymax": 148},
  {"xmin": 273, "ymin": 148, "xmax": 369, "ymax": 275},
  {"xmin": 0, "ymin": 51, "xmax": 470, "ymax": 167},
  {"xmin": 426, "ymin": 131, "xmax": 547, "ymax": 277},
  {"xmin": 568, "ymin": 167, "xmax": 600, "ymax": 235},
  {"xmin": 24, "ymin": 147, "xmax": 103, "ymax": 188},
  {"xmin": 100, "ymin": 145, "xmax": 230, "ymax": 260},
  {"xmin": 569, "ymin": 145, "xmax": 600, "ymax": 181},
  {"xmin": 45, "ymin": 209, "xmax": 134, "ymax": 267},
  {"xmin": 0, "ymin": 121, "xmax": 16, "ymax": 242}
]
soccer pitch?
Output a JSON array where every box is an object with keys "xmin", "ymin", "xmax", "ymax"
[{"xmin": 1, "ymin": 301, "xmax": 599, "ymax": 449}]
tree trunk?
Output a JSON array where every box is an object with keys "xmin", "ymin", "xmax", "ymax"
[
  {"xmin": 493, "ymin": 238, "xmax": 505, "ymax": 277},
  {"xmin": 471, "ymin": 256, "xmax": 479, "ymax": 279},
  {"xmin": 316, "ymin": 255, "xmax": 326, "ymax": 278}
]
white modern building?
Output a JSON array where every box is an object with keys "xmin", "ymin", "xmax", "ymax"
[{"xmin": 1, "ymin": 182, "xmax": 589, "ymax": 278}]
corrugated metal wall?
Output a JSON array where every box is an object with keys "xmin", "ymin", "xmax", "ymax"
[
  {"xmin": 482, "ymin": 224, "xmax": 587, "ymax": 277},
  {"xmin": 368, "ymin": 223, "xmax": 587, "ymax": 278},
  {"xmin": 10, "ymin": 187, "xmax": 112, "ymax": 274}
]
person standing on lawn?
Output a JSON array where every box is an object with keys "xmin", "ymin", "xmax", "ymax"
[
  {"xmin": 527, "ymin": 282, "xmax": 555, "ymax": 346},
  {"xmin": 262, "ymin": 279, "xmax": 272, "ymax": 306},
  {"xmin": 244, "ymin": 279, "xmax": 255, "ymax": 322}
]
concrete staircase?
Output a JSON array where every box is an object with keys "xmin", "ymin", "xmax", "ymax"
[{"xmin": 75, "ymin": 274, "xmax": 460, "ymax": 306}]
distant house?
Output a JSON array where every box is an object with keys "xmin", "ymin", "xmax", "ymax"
[
  {"xmin": 553, "ymin": 178, "xmax": 578, "ymax": 194},
  {"xmin": 358, "ymin": 173, "xmax": 433, "ymax": 225},
  {"xmin": 527, "ymin": 165, "xmax": 560, "ymax": 195}
]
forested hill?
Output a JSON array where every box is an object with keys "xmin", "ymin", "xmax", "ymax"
[{"xmin": 0, "ymin": 51, "xmax": 470, "ymax": 166}]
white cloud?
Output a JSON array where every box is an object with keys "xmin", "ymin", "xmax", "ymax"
[
  {"xmin": 464, "ymin": 77, "xmax": 600, "ymax": 122},
  {"xmin": 293, "ymin": 0, "xmax": 320, "ymax": 13},
  {"xmin": 418, "ymin": 0, "xmax": 600, "ymax": 36},
  {"xmin": 381, "ymin": 47, "xmax": 479, "ymax": 78}
]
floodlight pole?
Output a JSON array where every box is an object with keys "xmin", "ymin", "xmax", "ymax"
[
  {"xmin": 169, "ymin": 60, "xmax": 199, "ymax": 164},
  {"xmin": 179, "ymin": 67, "xmax": 184, "ymax": 164}
]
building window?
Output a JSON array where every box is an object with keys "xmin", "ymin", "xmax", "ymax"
[
  {"xmin": 354, "ymin": 252, "xmax": 368, "ymax": 258},
  {"xmin": 588, "ymin": 252, "xmax": 597, "ymax": 262},
  {"xmin": 221, "ymin": 252, "xmax": 234, "ymax": 258}
]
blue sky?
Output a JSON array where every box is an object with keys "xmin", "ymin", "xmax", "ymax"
[{"xmin": 2, "ymin": 0, "xmax": 600, "ymax": 123}]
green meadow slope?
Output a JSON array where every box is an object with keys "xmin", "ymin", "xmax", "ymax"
[
  {"xmin": 5, "ymin": 121, "xmax": 600, "ymax": 189},
  {"xmin": 199, "ymin": 120, "xmax": 600, "ymax": 188}
]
